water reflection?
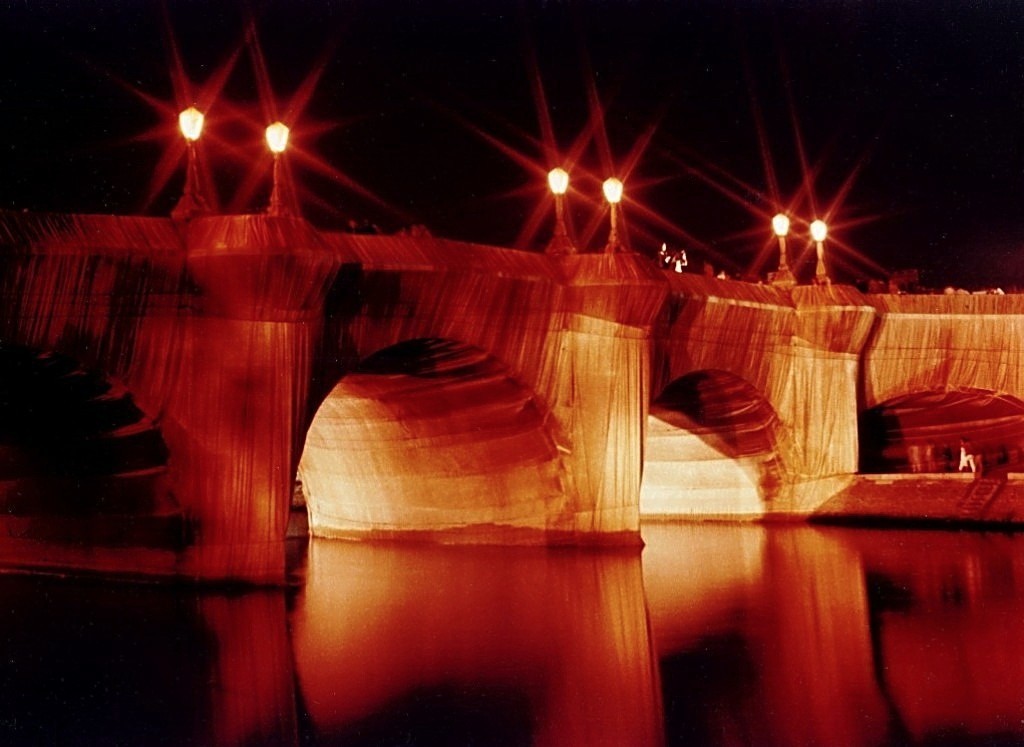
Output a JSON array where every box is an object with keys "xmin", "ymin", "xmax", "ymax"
[
  {"xmin": 857, "ymin": 531, "xmax": 1024, "ymax": 742},
  {"xmin": 290, "ymin": 542, "xmax": 662, "ymax": 746},
  {"xmin": 0, "ymin": 577, "xmax": 296, "ymax": 745},
  {"xmin": 2, "ymin": 526, "xmax": 1024, "ymax": 745},
  {"xmin": 644, "ymin": 523, "xmax": 1024, "ymax": 746}
]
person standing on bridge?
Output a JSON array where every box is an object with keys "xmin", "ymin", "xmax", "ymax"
[{"xmin": 959, "ymin": 438, "xmax": 978, "ymax": 474}]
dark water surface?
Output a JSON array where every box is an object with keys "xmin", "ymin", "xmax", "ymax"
[{"xmin": 1, "ymin": 523, "xmax": 1022, "ymax": 745}]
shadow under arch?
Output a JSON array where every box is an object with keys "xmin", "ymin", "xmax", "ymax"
[
  {"xmin": 859, "ymin": 388, "xmax": 1024, "ymax": 475},
  {"xmin": 0, "ymin": 343, "xmax": 186, "ymax": 550},
  {"xmin": 298, "ymin": 338, "xmax": 569, "ymax": 543},
  {"xmin": 642, "ymin": 369, "xmax": 784, "ymax": 517}
]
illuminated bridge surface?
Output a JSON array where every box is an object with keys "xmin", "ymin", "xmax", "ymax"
[{"xmin": 3, "ymin": 209, "xmax": 1024, "ymax": 582}]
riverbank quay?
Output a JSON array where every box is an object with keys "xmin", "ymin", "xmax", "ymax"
[{"xmin": 813, "ymin": 473, "xmax": 1024, "ymax": 529}]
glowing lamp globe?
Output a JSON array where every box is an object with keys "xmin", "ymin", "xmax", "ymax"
[
  {"xmin": 602, "ymin": 177, "xmax": 624, "ymax": 205},
  {"xmin": 810, "ymin": 219, "xmax": 828, "ymax": 243},
  {"xmin": 265, "ymin": 121, "xmax": 290, "ymax": 154},
  {"xmin": 772, "ymin": 213, "xmax": 790, "ymax": 238},
  {"xmin": 548, "ymin": 168, "xmax": 569, "ymax": 196},
  {"xmin": 178, "ymin": 107, "xmax": 204, "ymax": 142}
]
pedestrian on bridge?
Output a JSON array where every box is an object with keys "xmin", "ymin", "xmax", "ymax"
[{"xmin": 959, "ymin": 438, "xmax": 978, "ymax": 474}]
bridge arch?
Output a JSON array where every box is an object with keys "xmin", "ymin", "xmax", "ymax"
[
  {"xmin": 297, "ymin": 337, "xmax": 569, "ymax": 543},
  {"xmin": 859, "ymin": 388, "xmax": 1024, "ymax": 475},
  {"xmin": 0, "ymin": 343, "xmax": 185, "ymax": 549},
  {"xmin": 642, "ymin": 369, "xmax": 784, "ymax": 517}
]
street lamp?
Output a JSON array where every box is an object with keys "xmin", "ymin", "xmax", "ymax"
[
  {"xmin": 810, "ymin": 219, "xmax": 829, "ymax": 286},
  {"xmin": 770, "ymin": 213, "xmax": 796, "ymax": 288},
  {"xmin": 179, "ymin": 106, "xmax": 204, "ymax": 142},
  {"xmin": 265, "ymin": 121, "xmax": 290, "ymax": 217},
  {"xmin": 546, "ymin": 167, "xmax": 574, "ymax": 255},
  {"xmin": 603, "ymin": 177, "xmax": 624, "ymax": 253},
  {"xmin": 171, "ymin": 106, "xmax": 208, "ymax": 220}
]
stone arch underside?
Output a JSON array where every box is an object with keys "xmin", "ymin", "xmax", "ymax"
[
  {"xmin": 641, "ymin": 370, "xmax": 784, "ymax": 517},
  {"xmin": 859, "ymin": 389, "xmax": 1024, "ymax": 474},
  {"xmin": 0, "ymin": 343, "xmax": 187, "ymax": 550},
  {"xmin": 298, "ymin": 338, "xmax": 568, "ymax": 543}
]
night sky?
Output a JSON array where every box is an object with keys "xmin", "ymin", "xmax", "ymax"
[{"xmin": 3, "ymin": 1, "xmax": 1024, "ymax": 288}]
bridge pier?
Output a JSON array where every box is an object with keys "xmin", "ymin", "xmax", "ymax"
[
  {"xmin": 551, "ymin": 254, "xmax": 666, "ymax": 540},
  {"xmin": 174, "ymin": 216, "xmax": 336, "ymax": 582},
  {"xmin": 782, "ymin": 287, "xmax": 877, "ymax": 510}
]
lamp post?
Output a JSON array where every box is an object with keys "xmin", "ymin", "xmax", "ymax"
[
  {"xmin": 810, "ymin": 219, "xmax": 829, "ymax": 286},
  {"xmin": 546, "ymin": 167, "xmax": 574, "ymax": 255},
  {"xmin": 770, "ymin": 213, "xmax": 796, "ymax": 288},
  {"xmin": 172, "ymin": 106, "xmax": 208, "ymax": 220},
  {"xmin": 265, "ymin": 121, "xmax": 290, "ymax": 217},
  {"xmin": 603, "ymin": 177, "xmax": 624, "ymax": 253}
]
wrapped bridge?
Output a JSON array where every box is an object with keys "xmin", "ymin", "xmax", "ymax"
[{"xmin": 1, "ymin": 210, "xmax": 1019, "ymax": 582}]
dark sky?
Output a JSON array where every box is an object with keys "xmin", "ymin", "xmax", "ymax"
[{"xmin": 2, "ymin": 1, "xmax": 1024, "ymax": 288}]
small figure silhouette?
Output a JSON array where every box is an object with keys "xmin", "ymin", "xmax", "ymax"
[{"xmin": 958, "ymin": 438, "xmax": 977, "ymax": 473}]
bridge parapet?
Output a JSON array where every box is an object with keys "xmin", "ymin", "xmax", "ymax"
[
  {"xmin": 863, "ymin": 293, "xmax": 1024, "ymax": 409},
  {"xmin": 791, "ymin": 285, "xmax": 876, "ymax": 354},
  {"xmin": 184, "ymin": 214, "xmax": 339, "ymax": 321},
  {"xmin": 557, "ymin": 253, "xmax": 668, "ymax": 327}
]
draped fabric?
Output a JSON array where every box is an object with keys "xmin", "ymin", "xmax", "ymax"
[
  {"xmin": 326, "ymin": 231, "xmax": 561, "ymax": 278},
  {"xmin": 860, "ymin": 294, "xmax": 1024, "ymax": 479},
  {"xmin": 186, "ymin": 215, "xmax": 338, "ymax": 321},
  {"xmin": 299, "ymin": 339, "xmax": 567, "ymax": 542},
  {"xmin": 544, "ymin": 253, "xmax": 663, "ymax": 537},
  {"xmin": 549, "ymin": 315, "xmax": 650, "ymax": 536},
  {"xmin": 0, "ymin": 345, "xmax": 176, "ymax": 530},
  {"xmin": 860, "ymin": 390, "xmax": 1024, "ymax": 473},
  {"xmin": 325, "ymin": 241, "xmax": 560, "ymax": 397},
  {"xmin": 0, "ymin": 211, "xmax": 670, "ymax": 574},
  {"xmin": 310, "ymin": 238, "xmax": 568, "ymax": 541},
  {"xmin": 23, "ymin": 207, "xmax": 1024, "ymax": 570},
  {"xmin": 641, "ymin": 370, "xmax": 783, "ymax": 517},
  {"xmin": 863, "ymin": 295, "xmax": 1024, "ymax": 409},
  {"xmin": 0, "ymin": 212, "xmax": 332, "ymax": 580},
  {"xmin": 655, "ymin": 276, "xmax": 876, "ymax": 514},
  {"xmin": 0, "ymin": 213, "xmax": 188, "ymax": 419},
  {"xmin": 0, "ymin": 213, "xmax": 193, "ymax": 576},
  {"xmin": 306, "ymin": 247, "xmax": 663, "ymax": 542}
]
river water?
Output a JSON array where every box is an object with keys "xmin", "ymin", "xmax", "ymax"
[{"xmin": 1, "ymin": 522, "xmax": 1022, "ymax": 746}]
